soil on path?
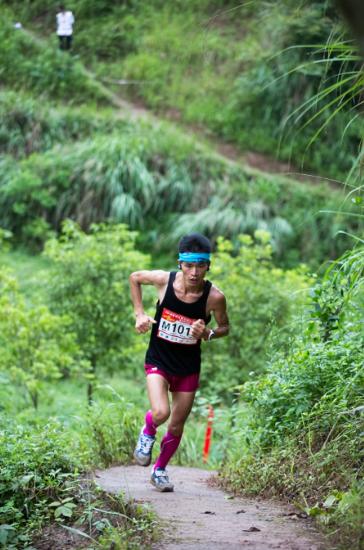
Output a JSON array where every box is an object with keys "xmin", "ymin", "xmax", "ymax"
[{"xmin": 95, "ymin": 465, "xmax": 325, "ymax": 550}]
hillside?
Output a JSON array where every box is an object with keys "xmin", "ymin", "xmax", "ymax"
[
  {"xmin": 3, "ymin": 0, "xmax": 363, "ymax": 182},
  {"xmin": 0, "ymin": 7, "xmax": 362, "ymax": 266}
]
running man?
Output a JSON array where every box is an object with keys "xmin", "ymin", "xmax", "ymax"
[{"xmin": 129, "ymin": 233, "xmax": 229, "ymax": 492}]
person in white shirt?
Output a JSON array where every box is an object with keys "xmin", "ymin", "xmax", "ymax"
[{"xmin": 56, "ymin": 5, "xmax": 75, "ymax": 51}]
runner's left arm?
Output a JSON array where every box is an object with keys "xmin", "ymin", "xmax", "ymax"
[{"xmin": 202, "ymin": 291, "xmax": 229, "ymax": 341}]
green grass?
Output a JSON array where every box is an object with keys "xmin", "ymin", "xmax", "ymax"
[
  {"xmin": 0, "ymin": 249, "xmax": 51, "ymax": 302},
  {"xmin": 2, "ymin": 0, "xmax": 361, "ymax": 181},
  {"xmin": 1, "ymin": 370, "xmax": 227, "ymax": 469}
]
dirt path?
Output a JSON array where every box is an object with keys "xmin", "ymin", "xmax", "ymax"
[
  {"xmin": 104, "ymin": 89, "xmax": 341, "ymax": 188},
  {"xmin": 95, "ymin": 465, "xmax": 324, "ymax": 549}
]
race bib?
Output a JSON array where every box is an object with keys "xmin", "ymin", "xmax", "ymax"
[{"xmin": 157, "ymin": 308, "xmax": 197, "ymax": 345}]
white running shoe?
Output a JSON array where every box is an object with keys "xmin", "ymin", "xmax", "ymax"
[
  {"xmin": 133, "ymin": 431, "xmax": 155, "ymax": 466},
  {"xmin": 150, "ymin": 468, "xmax": 174, "ymax": 492}
]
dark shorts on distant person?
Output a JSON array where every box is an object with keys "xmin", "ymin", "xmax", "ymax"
[{"xmin": 144, "ymin": 364, "xmax": 199, "ymax": 392}]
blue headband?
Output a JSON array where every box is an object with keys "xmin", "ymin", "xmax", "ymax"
[{"xmin": 178, "ymin": 252, "xmax": 211, "ymax": 263}]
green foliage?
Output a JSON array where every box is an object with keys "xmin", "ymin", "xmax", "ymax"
[
  {"xmin": 0, "ymin": 228, "xmax": 12, "ymax": 252},
  {"xmin": 0, "ymin": 12, "xmax": 107, "ymax": 103},
  {"xmin": 86, "ymin": 388, "xmax": 141, "ymax": 467},
  {"xmin": 0, "ymin": 113, "xmax": 359, "ymax": 265},
  {"xmin": 94, "ymin": 0, "xmax": 362, "ymax": 179},
  {"xmin": 76, "ymin": 11, "xmax": 141, "ymax": 62},
  {"xmin": 0, "ymin": 267, "xmax": 84, "ymax": 409},
  {"xmin": 201, "ymin": 232, "xmax": 312, "ymax": 398},
  {"xmin": 0, "ymin": 420, "xmax": 81, "ymax": 547},
  {"xmin": 222, "ymin": 246, "xmax": 364, "ymax": 549},
  {"xmin": 2, "ymin": 0, "xmax": 362, "ymax": 180},
  {"xmin": 1, "ymin": 2, "xmax": 363, "ymax": 546},
  {"xmin": 0, "ymin": 125, "xmax": 200, "ymax": 245},
  {"xmin": 0, "ymin": 416, "xmax": 158, "ymax": 549},
  {"xmin": 234, "ymin": 249, "xmax": 363, "ymax": 444},
  {"xmin": 45, "ymin": 222, "xmax": 149, "ymax": 379},
  {"xmin": 0, "ymin": 90, "xmax": 128, "ymax": 159},
  {"xmin": 0, "ymin": 248, "xmax": 52, "ymax": 303},
  {"xmin": 94, "ymin": 494, "xmax": 159, "ymax": 550}
]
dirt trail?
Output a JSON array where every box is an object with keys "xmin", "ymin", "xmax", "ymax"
[
  {"xmin": 105, "ymin": 90, "xmax": 340, "ymax": 188},
  {"xmin": 95, "ymin": 465, "xmax": 324, "ymax": 549}
]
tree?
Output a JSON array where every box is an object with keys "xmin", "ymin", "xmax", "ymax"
[
  {"xmin": 201, "ymin": 232, "xmax": 312, "ymax": 398},
  {"xmin": 44, "ymin": 222, "xmax": 150, "ymax": 403},
  {"xmin": 0, "ymin": 268, "xmax": 83, "ymax": 409}
]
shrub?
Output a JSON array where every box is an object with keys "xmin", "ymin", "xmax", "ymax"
[
  {"xmin": 0, "ymin": 90, "xmax": 128, "ymax": 159},
  {"xmin": 0, "ymin": 415, "xmax": 156, "ymax": 549},
  {"xmin": 200, "ymin": 232, "xmax": 312, "ymax": 399},
  {"xmin": 0, "ymin": 119, "xmax": 360, "ymax": 266},
  {"xmin": 222, "ymin": 246, "xmax": 364, "ymax": 548},
  {"xmin": 44, "ymin": 222, "xmax": 150, "ymax": 399},
  {"xmin": 86, "ymin": 389, "xmax": 141, "ymax": 467},
  {"xmin": 0, "ymin": 420, "xmax": 82, "ymax": 547},
  {"xmin": 0, "ymin": 267, "xmax": 85, "ymax": 409}
]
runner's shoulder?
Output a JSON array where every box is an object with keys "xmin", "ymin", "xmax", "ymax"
[
  {"xmin": 208, "ymin": 284, "xmax": 226, "ymax": 306},
  {"xmin": 130, "ymin": 269, "xmax": 169, "ymax": 287}
]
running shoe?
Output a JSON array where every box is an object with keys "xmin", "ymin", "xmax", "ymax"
[
  {"xmin": 150, "ymin": 468, "xmax": 174, "ymax": 492},
  {"xmin": 133, "ymin": 431, "xmax": 155, "ymax": 466}
]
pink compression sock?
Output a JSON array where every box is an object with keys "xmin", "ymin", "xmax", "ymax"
[
  {"xmin": 154, "ymin": 431, "xmax": 182, "ymax": 470},
  {"xmin": 143, "ymin": 410, "xmax": 158, "ymax": 437}
]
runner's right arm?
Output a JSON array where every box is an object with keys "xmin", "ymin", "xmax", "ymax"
[{"xmin": 129, "ymin": 270, "xmax": 169, "ymax": 333}]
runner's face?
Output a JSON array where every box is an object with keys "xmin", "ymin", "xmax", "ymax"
[{"xmin": 180, "ymin": 261, "xmax": 209, "ymax": 285}]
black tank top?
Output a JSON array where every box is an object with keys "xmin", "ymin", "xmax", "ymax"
[{"xmin": 145, "ymin": 272, "xmax": 212, "ymax": 376}]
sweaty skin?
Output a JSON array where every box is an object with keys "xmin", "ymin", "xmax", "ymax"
[{"xmin": 129, "ymin": 264, "xmax": 229, "ymax": 340}]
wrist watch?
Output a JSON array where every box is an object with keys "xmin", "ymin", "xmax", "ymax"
[{"xmin": 208, "ymin": 329, "xmax": 215, "ymax": 341}]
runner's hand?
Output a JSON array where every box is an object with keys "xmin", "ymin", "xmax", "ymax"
[
  {"xmin": 135, "ymin": 313, "xmax": 156, "ymax": 334},
  {"xmin": 191, "ymin": 319, "xmax": 205, "ymax": 339}
]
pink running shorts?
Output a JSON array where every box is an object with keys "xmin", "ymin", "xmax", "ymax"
[{"xmin": 144, "ymin": 364, "xmax": 200, "ymax": 392}]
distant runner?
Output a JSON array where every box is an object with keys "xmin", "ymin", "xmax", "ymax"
[{"xmin": 129, "ymin": 233, "xmax": 229, "ymax": 492}]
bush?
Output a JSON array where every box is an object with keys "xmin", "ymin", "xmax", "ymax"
[
  {"xmin": 200, "ymin": 232, "xmax": 312, "ymax": 398},
  {"xmin": 0, "ymin": 126, "xmax": 200, "ymax": 245},
  {"xmin": 0, "ymin": 267, "xmax": 85, "ymax": 409},
  {"xmin": 0, "ymin": 420, "xmax": 82, "ymax": 547},
  {"xmin": 0, "ymin": 116, "xmax": 360, "ymax": 265},
  {"xmin": 86, "ymin": 389, "xmax": 141, "ymax": 467},
  {"xmin": 222, "ymin": 246, "xmax": 364, "ymax": 549},
  {"xmin": 0, "ymin": 90, "xmax": 128, "ymax": 159},
  {"xmin": 0, "ymin": 413, "xmax": 157, "ymax": 549},
  {"xmin": 44, "ymin": 222, "xmax": 150, "ymax": 391}
]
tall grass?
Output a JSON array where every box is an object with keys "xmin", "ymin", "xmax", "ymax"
[
  {"xmin": 0, "ymin": 90, "xmax": 128, "ymax": 159},
  {"xmin": 0, "ymin": 111, "xmax": 360, "ymax": 264},
  {"xmin": 0, "ymin": 11, "xmax": 107, "ymax": 103},
  {"xmin": 221, "ymin": 245, "xmax": 364, "ymax": 549}
]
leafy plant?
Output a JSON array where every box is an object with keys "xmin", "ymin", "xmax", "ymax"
[
  {"xmin": 0, "ymin": 267, "xmax": 85, "ymax": 409},
  {"xmin": 222, "ymin": 245, "xmax": 364, "ymax": 549},
  {"xmin": 200, "ymin": 232, "xmax": 312, "ymax": 398},
  {"xmin": 44, "ymin": 222, "xmax": 150, "ymax": 402}
]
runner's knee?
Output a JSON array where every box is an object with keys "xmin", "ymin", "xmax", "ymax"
[{"xmin": 152, "ymin": 407, "xmax": 170, "ymax": 425}]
